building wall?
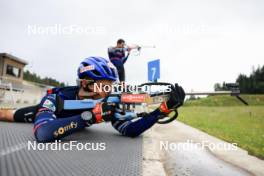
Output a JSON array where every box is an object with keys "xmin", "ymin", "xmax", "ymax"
[
  {"xmin": 0, "ymin": 56, "xmax": 4, "ymax": 77},
  {"xmin": 0, "ymin": 80, "xmax": 47, "ymax": 108},
  {"xmin": 2, "ymin": 58, "xmax": 25, "ymax": 82}
]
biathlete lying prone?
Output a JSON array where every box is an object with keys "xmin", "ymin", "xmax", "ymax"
[{"xmin": 0, "ymin": 57, "xmax": 185, "ymax": 143}]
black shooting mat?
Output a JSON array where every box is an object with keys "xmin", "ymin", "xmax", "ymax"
[{"xmin": 0, "ymin": 122, "xmax": 142, "ymax": 176}]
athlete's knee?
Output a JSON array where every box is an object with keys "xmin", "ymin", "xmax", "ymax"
[{"xmin": 0, "ymin": 109, "xmax": 15, "ymax": 122}]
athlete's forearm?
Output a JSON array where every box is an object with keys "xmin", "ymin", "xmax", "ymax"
[
  {"xmin": 111, "ymin": 109, "xmax": 161, "ymax": 137},
  {"xmin": 34, "ymin": 112, "xmax": 86, "ymax": 143},
  {"xmin": 122, "ymin": 53, "xmax": 129, "ymax": 64}
]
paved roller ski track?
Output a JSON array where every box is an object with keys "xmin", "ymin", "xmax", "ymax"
[{"xmin": 0, "ymin": 122, "xmax": 142, "ymax": 176}]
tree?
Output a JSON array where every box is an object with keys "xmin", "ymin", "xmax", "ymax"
[
  {"xmin": 214, "ymin": 65, "xmax": 264, "ymax": 94},
  {"xmin": 214, "ymin": 83, "xmax": 222, "ymax": 91},
  {"xmin": 23, "ymin": 70, "xmax": 66, "ymax": 87},
  {"xmin": 236, "ymin": 65, "xmax": 264, "ymax": 94}
]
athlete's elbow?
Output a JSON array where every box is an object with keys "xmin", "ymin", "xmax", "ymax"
[
  {"xmin": 34, "ymin": 124, "xmax": 55, "ymax": 143},
  {"xmin": 126, "ymin": 133, "xmax": 141, "ymax": 138},
  {"xmin": 124, "ymin": 130, "xmax": 142, "ymax": 138}
]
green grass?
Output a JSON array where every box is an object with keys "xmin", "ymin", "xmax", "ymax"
[
  {"xmin": 178, "ymin": 95, "xmax": 264, "ymax": 159},
  {"xmin": 184, "ymin": 94, "xmax": 264, "ymax": 106}
]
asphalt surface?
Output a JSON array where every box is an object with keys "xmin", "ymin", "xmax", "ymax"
[
  {"xmin": 164, "ymin": 143, "xmax": 252, "ymax": 176},
  {"xmin": 0, "ymin": 122, "xmax": 142, "ymax": 176},
  {"xmin": 1, "ymin": 118, "xmax": 261, "ymax": 176},
  {"xmin": 154, "ymin": 121, "xmax": 258, "ymax": 176}
]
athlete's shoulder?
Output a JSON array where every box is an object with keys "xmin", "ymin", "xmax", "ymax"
[
  {"xmin": 47, "ymin": 86, "xmax": 79, "ymax": 99},
  {"xmin": 108, "ymin": 47, "xmax": 126, "ymax": 52}
]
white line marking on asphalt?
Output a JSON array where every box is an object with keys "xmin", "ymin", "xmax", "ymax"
[{"xmin": 0, "ymin": 142, "xmax": 28, "ymax": 157}]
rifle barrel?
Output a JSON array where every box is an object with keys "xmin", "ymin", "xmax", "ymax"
[
  {"xmin": 185, "ymin": 91, "xmax": 233, "ymax": 96},
  {"xmin": 139, "ymin": 45, "xmax": 156, "ymax": 48}
]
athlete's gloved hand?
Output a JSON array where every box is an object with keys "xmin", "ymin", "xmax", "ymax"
[
  {"xmin": 159, "ymin": 84, "xmax": 185, "ymax": 114},
  {"xmin": 92, "ymin": 102, "xmax": 116, "ymax": 123}
]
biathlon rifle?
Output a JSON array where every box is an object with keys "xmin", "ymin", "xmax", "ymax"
[{"xmin": 57, "ymin": 82, "xmax": 248, "ymax": 124}]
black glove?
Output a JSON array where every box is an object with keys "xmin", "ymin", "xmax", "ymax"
[
  {"xmin": 92, "ymin": 102, "xmax": 116, "ymax": 123},
  {"xmin": 159, "ymin": 84, "xmax": 185, "ymax": 114}
]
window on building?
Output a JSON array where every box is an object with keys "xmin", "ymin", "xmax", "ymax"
[{"xmin": 6, "ymin": 65, "xmax": 21, "ymax": 78}]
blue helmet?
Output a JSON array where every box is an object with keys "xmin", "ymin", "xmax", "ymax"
[{"xmin": 78, "ymin": 57, "xmax": 118, "ymax": 81}]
